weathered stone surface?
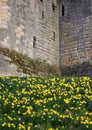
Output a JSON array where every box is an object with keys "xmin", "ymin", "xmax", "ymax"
[
  {"xmin": 0, "ymin": 46, "xmax": 60, "ymax": 76},
  {"xmin": 59, "ymin": 0, "xmax": 92, "ymax": 76},
  {"xmin": 0, "ymin": 0, "xmax": 60, "ymax": 76},
  {"xmin": 60, "ymin": 61, "xmax": 92, "ymax": 77}
]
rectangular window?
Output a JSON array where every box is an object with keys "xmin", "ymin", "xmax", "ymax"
[
  {"xmin": 53, "ymin": 32, "xmax": 55, "ymax": 41},
  {"xmin": 33, "ymin": 36, "xmax": 36, "ymax": 47},
  {"xmin": 40, "ymin": 0, "xmax": 43, "ymax": 2},
  {"xmin": 62, "ymin": 4, "xmax": 64, "ymax": 16},
  {"xmin": 42, "ymin": 11, "xmax": 44, "ymax": 19},
  {"xmin": 52, "ymin": 3, "xmax": 57, "ymax": 12}
]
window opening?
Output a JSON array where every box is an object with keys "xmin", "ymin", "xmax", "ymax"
[
  {"xmin": 62, "ymin": 4, "xmax": 64, "ymax": 16},
  {"xmin": 52, "ymin": 3, "xmax": 57, "ymax": 12},
  {"xmin": 40, "ymin": 0, "xmax": 43, "ymax": 2},
  {"xmin": 42, "ymin": 11, "xmax": 44, "ymax": 19},
  {"xmin": 53, "ymin": 32, "xmax": 55, "ymax": 41},
  {"xmin": 33, "ymin": 36, "xmax": 36, "ymax": 47}
]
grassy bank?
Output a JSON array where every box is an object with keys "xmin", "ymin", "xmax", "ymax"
[{"xmin": 0, "ymin": 77, "xmax": 92, "ymax": 130}]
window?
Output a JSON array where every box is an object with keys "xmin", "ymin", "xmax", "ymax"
[
  {"xmin": 52, "ymin": 3, "xmax": 57, "ymax": 12},
  {"xmin": 53, "ymin": 32, "xmax": 55, "ymax": 41},
  {"xmin": 62, "ymin": 4, "xmax": 64, "ymax": 16},
  {"xmin": 42, "ymin": 11, "xmax": 44, "ymax": 19},
  {"xmin": 40, "ymin": 0, "xmax": 43, "ymax": 2},
  {"xmin": 33, "ymin": 36, "xmax": 36, "ymax": 47}
]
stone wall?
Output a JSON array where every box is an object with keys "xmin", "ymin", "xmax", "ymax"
[
  {"xmin": 59, "ymin": 0, "xmax": 92, "ymax": 76},
  {"xmin": 0, "ymin": 0, "xmax": 60, "ymax": 76},
  {"xmin": 0, "ymin": 47, "xmax": 60, "ymax": 76}
]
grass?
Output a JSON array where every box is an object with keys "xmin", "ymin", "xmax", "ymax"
[{"xmin": 0, "ymin": 76, "xmax": 92, "ymax": 130}]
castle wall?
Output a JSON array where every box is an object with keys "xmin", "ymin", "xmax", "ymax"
[
  {"xmin": 59, "ymin": 0, "xmax": 92, "ymax": 76},
  {"xmin": 0, "ymin": 0, "xmax": 60, "ymax": 76}
]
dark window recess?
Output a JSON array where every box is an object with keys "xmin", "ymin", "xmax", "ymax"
[
  {"xmin": 52, "ymin": 3, "xmax": 57, "ymax": 12},
  {"xmin": 53, "ymin": 32, "xmax": 55, "ymax": 40},
  {"xmin": 42, "ymin": 11, "xmax": 44, "ymax": 18},
  {"xmin": 62, "ymin": 4, "xmax": 64, "ymax": 16},
  {"xmin": 40, "ymin": 0, "xmax": 43, "ymax": 2},
  {"xmin": 33, "ymin": 36, "xmax": 36, "ymax": 47}
]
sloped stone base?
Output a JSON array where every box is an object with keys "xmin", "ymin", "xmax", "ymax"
[{"xmin": 0, "ymin": 47, "xmax": 60, "ymax": 76}]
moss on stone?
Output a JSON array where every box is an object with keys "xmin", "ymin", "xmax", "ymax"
[{"xmin": 0, "ymin": 47, "xmax": 60, "ymax": 76}]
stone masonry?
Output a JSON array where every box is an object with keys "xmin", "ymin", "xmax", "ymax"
[
  {"xmin": 0, "ymin": 0, "xmax": 59, "ymax": 76},
  {"xmin": 59, "ymin": 0, "xmax": 92, "ymax": 76}
]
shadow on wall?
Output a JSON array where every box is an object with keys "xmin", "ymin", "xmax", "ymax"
[{"xmin": 60, "ymin": 60, "xmax": 92, "ymax": 77}]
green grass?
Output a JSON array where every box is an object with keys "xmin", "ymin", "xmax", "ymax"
[{"xmin": 0, "ymin": 76, "xmax": 92, "ymax": 130}]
